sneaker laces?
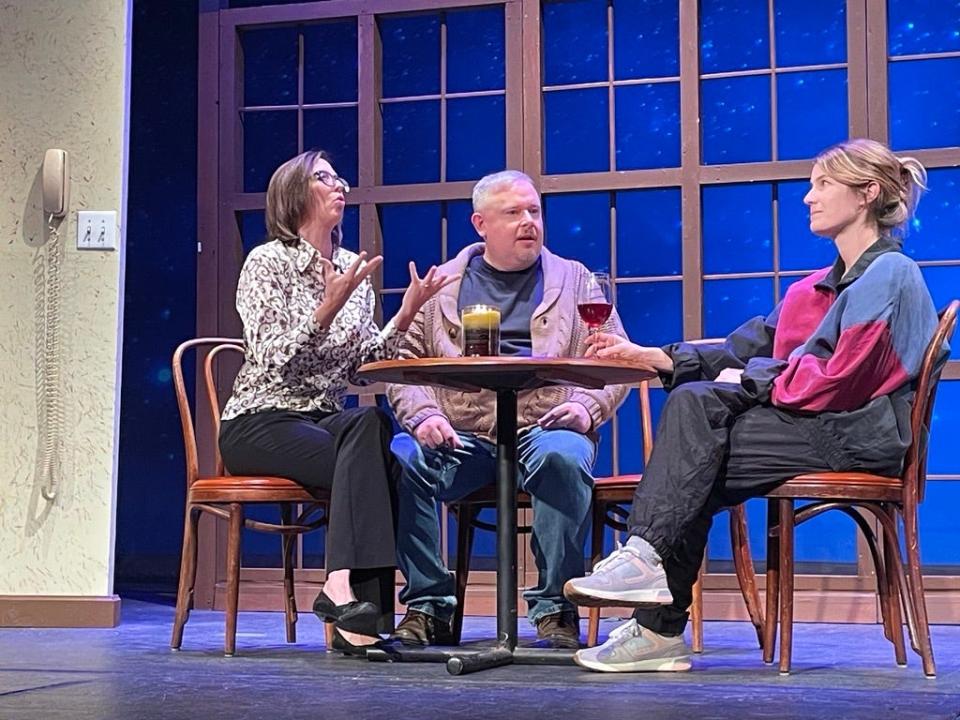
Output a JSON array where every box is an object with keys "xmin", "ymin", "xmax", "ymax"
[
  {"xmin": 607, "ymin": 618, "xmax": 642, "ymax": 643},
  {"xmin": 591, "ymin": 540, "xmax": 647, "ymax": 574}
]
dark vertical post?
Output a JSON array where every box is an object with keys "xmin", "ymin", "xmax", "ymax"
[{"xmin": 496, "ymin": 389, "xmax": 519, "ymax": 650}]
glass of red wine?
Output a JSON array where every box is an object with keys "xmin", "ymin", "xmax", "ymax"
[{"xmin": 578, "ymin": 271, "xmax": 613, "ymax": 343}]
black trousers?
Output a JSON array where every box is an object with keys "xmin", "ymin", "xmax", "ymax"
[
  {"xmin": 219, "ymin": 406, "xmax": 398, "ymax": 573},
  {"xmin": 628, "ymin": 381, "xmax": 901, "ymax": 636}
]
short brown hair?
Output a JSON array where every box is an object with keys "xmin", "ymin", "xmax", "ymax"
[
  {"xmin": 815, "ymin": 138, "xmax": 927, "ymax": 240},
  {"xmin": 265, "ymin": 149, "xmax": 343, "ymax": 247}
]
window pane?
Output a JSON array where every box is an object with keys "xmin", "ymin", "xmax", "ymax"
[
  {"xmin": 447, "ymin": 6, "xmax": 505, "ymax": 93},
  {"xmin": 905, "ymin": 168, "xmax": 960, "ymax": 262},
  {"xmin": 239, "ymin": 210, "xmax": 267, "ymax": 256},
  {"xmin": 242, "ymin": 111, "xmax": 298, "ymax": 193},
  {"xmin": 303, "ymin": 107, "xmax": 358, "ymax": 190},
  {"xmin": 380, "ymin": 13, "xmax": 441, "ymax": 98},
  {"xmin": 778, "ymin": 180, "xmax": 837, "ymax": 271},
  {"xmin": 774, "ymin": 0, "xmax": 846, "ymax": 67},
  {"xmin": 341, "ymin": 205, "xmax": 359, "ymax": 253},
  {"xmin": 615, "ymin": 82, "xmax": 681, "ymax": 170},
  {"xmin": 703, "ymin": 277, "xmax": 775, "ymax": 338},
  {"xmin": 700, "ymin": 0, "xmax": 770, "ymax": 73},
  {"xmin": 447, "ymin": 96, "xmax": 506, "ymax": 182},
  {"xmin": 920, "ymin": 266, "xmax": 960, "ymax": 358},
  {"xmin": 242, "ymin": 505, "xmax": 282, "ymax": 567},
  {"xmin": 616, "ymin": 188, "xmax": 682, "ymax": 278},
  {"xmin": 889, "ymin": 58, "xmax": 960, "ymax": 151},
  {"xmin": 702, "ymin": 184, "xmax": 774, "ymax": 274},
  {"xmin": 920, "ymin": 481, "xmax": 960, "ymax": 568},
  {"xmin": 446, "ymin": 199, "xmax": 477, "ymax": 260},
  {"xmin": 379, "ymin": 203, "xmax": 442, "ymax": 289},
  {"xmin": 616, "ymin": 386, "xmax": 667, "ymax": 475},
  {"xmin": 544, "ymin": 88, "xmax": 610, "ymax": 173},
  {"xmin": 380, "ymin": 292, "xmax": 403, "ymax": 327},
  {"xmin": 777, "ymin": 69, "xmax": 848, "ymax": 161},
  {"xmin": 709, "ymin": 500, "xmax": 767, "ymax": 562},
  {"xmin": 543, "ymin": 0, "xmax": 608, "ymax": 85},
  {"xmin": 241, "ymin": 26, "xmax": 298, "ymax": 107},
  {"xmin": 613, "ymin": 0, "xmax": 679, "ymax": 79},
  {"xmin": 794, "ymin": 510, "xmax": 858, "ymax": 564},
  {"xmin": 594, "ymin": 420, "xmax": 614, "ymax": 479},
  {"xmin": 544, "ymin": 192, "xmax": 611, "ymax": 273},
  {"xmin": 617, "ymin": 280, "xmax": 683, "ymax": 348},
  {"xmin": 929, "ymin": 381, "xmax": 960, "ymax": 475},
  {"xmin": 701, "ymin": 75, "xmax": 772, "ymax": 165},
  {"xmin": 888, "ymin": 0, "xmax": 960, "ymax": 56},
  {"xmin": 382, "ymin": 100, "xmax": 440, "ymax": 185},
  {"xmin": 303, "ymin": 21, "xmax": 358, "ymax": 103}
]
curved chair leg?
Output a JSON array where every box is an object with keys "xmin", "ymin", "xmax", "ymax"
[
  {"xmin": 690, "ymin": 564, "xmax": 704, "ymax": 654},
  {"xmin": 280, "ymin": 503, "xmax": 298, "ymax": 644},
  {"xmin": 762, "ymin": 500, "xmax": 780, "ymax": 665},
  {"xmin": 879, "ymin": 508, "xmax": 907, "ymax": 666},
  {"xmin": 171, "ymin": 504, "xmax": 201, "ymax": 650},
  {"xmin": 902, "ymin": 499, "xmax": 936, "ymax": 677},
  {"xmin": 224, "ymin": 503, "xmax": 244, "ymax": 657},
  {"xmin": 729, "ymin": 504, "xmax": 765, "ymax": 650},
  {"xmin": 452, "ymin": 506, "xmax": 477, "ymax": 645},
  {"xmin": 586, "ymin": 501, "xmax": 607, "ymax": 647},
  {"xmin": 777, "ymin": 499, "xmax": 795, "ymax": 675}
]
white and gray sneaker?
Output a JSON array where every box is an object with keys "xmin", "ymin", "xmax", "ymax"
[
  {"xmin": 575, "ymin": 619, "xmax": 691, "ymax": 673},
  {"xmin": 563, "ymin": 536, "xmax": 673, "ymax": 607}
]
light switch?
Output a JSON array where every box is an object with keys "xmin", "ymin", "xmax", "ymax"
[{"xmin": 77, "ymin": 210, "xmax": 118, "ymax": 251}]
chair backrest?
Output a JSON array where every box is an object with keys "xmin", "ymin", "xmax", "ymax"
[
  {"xmin": 905, "ymin": 299, "xmax": 958, "ymax": 502},
  {"xmin": 172, "ymin": 336, "xmax": 385, "ymax": 484},
  {"xmin": 637, "ymin": 379, "xmax": 653, "ymax": 464},
  {"xmin": 171, "ymin": 337, "xmax": 243, "ymax": 486}
]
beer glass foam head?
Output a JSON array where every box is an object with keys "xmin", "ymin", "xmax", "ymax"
[{"xmin": 461, "ymin": 304, "xmax": 501, "ymax": 356}]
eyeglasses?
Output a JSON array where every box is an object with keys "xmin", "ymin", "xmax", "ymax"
[{"xmin": 313, "ymin": 170, "xmax": 351, "ymax": 193}]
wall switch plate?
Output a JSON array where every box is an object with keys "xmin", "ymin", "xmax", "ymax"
[{"xmin": 77, "ymin": 210, "xmax": 118, "ymax": 251}]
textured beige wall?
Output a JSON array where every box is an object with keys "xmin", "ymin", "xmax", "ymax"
[{"xmin": 0, "ymin": 0, "xmax": 129, "ymax": 595}]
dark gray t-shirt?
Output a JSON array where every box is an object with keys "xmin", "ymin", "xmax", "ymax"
[{"xmin": 457, "ymin": 254, "xmax": 544, "ymax": 356}]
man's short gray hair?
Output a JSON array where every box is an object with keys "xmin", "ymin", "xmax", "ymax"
[{"xmin": 472, "ymin": 170, "xmax": 537, "ymax": 212}]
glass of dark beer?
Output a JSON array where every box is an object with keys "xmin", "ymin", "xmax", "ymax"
[{"xmin": 460, "ymin": 304, "xmax": 501, "ymax": 356}]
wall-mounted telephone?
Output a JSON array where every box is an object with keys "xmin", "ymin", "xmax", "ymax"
[
  {"xmin": 35, "ymin": 149, "xmax": 69, "ymax": 502},
  {"xmin": 42, "ymin": 149, "xmax": 70, "ymax": 218}
]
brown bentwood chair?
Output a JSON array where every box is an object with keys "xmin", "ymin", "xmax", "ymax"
[
  {"xmin": 170, "ymin": 338, "xmax": 331, "ymax": 656},
  {"xmin": 759, "ymin": 300, "xmax": 958, "ymax": 677}
]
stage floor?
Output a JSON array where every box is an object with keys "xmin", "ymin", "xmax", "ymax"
[{"xmin": 1, "ymin": 598, "xmax": 958, "ymax": 719}]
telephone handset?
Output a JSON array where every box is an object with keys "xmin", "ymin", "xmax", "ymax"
[
  {"xmin": 35, "ymin": 149, "xmax": 69, "ymax": 502},
  {"xmin": 42, "ymin": 149, "xmax": 70, "ymax": 218}
]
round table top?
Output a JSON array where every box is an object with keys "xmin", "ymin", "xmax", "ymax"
[{"xmin": 356, "ymin": 356, "xmax": 654, "ymax": 393}]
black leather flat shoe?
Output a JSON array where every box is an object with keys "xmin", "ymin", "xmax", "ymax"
[
  {"xmin": 312, "ymin": 590, "xmax": 380, "ymax": 636},
  {"xmin": 330, "ymin": 627, "xmax": 381, "ymax": 658}
]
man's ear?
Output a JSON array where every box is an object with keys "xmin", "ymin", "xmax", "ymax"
[{"xmin": 471, "ymin": 211, "xmax": 485, "ymax": 239}]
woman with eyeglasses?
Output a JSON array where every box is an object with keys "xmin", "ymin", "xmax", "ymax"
[{"xmin": 217, "ymin": 150, "xmax": 457, "ymax": 655}]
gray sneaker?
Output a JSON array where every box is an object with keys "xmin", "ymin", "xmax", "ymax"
[
  {"xmin": 575, "ymin": 619, "xmax": 691, "ymax": 673},
  {"xmin": 563, "ymin": 536, "xmax": 673, "ymax": 607}
]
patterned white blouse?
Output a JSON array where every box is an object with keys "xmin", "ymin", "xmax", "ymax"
[{"xmin": 222, "ymin": 239, "xmax": 400, "ymax": 420}]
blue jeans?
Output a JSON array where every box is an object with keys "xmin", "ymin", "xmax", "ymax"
[{"xmin": 391, "ymin": 426, "xmax": 596, "ymax": 624}]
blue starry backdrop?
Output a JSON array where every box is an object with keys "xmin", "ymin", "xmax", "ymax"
[{"xmin": 117, "ymin": 0, "xmax": 960, "ymax": 587}]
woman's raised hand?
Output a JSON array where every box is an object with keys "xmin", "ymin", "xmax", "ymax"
[
  {"xmin": 314, "ymin": 251, "xmax": 384, "ymax": 327},
  {"xmin": 394, "ymin": 262, "xmax": 461, "ymax": 331}
]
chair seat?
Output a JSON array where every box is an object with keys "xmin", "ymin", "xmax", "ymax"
[
  {"xmin": 188, "ymin": 475, "xmax": 323, "ymax": 503},
  {"xmin": 455, "ymin": 485, "xmax": 532, "ymax": 506},
  {"xmin": 764, "ymin": 472, "xmax": 902, "ymax": 502},
  {"xmin": 593, "ymin": 474, "xmax": 642, "ymax": 500}
]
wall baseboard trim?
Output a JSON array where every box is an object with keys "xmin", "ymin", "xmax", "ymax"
[{"xmin": 0, "ymin": 595, "xmax": 121, "ymax": 628}]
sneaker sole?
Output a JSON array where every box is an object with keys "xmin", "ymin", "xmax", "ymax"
[
  {"xmin": 563, "ymin": 583, "xmax": 674, "ymax": 608},
  {"xmin": 574, "ymin": 653, "xmax": 691, "ymax": 673}
]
